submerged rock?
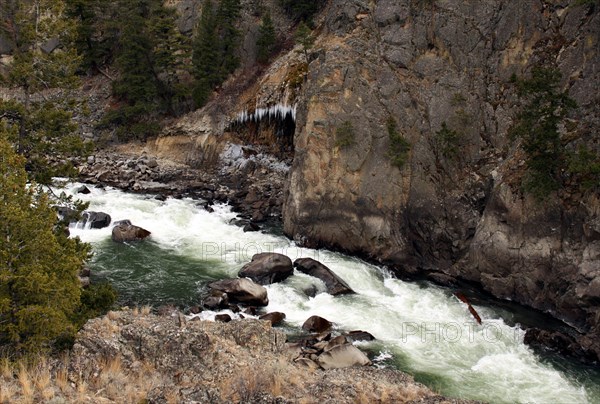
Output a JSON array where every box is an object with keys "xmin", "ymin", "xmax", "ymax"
[
  {"xmin": 294, "ymin": 258, "xmax": 354, "ymax": 295},
  {"xmin": 239, "ymin": 253, "xmax": 293, "ymax": 285},
  {"xmin": 344, "ymin": 330, "xmax": 376, "ymax": 342},
  {"xmin": 75, "ymin": 184, "xmax": 91, "ymax": 194},
  {"xmin": 524, "ymin": 328, "xmax": 598, "ymax": 364}
]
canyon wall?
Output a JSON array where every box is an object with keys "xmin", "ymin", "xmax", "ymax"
[{"xmin": 282, "ymin": 0, "xmax": 600, "ymax": 357}]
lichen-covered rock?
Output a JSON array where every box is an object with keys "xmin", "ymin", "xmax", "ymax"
[{"xmin": 63, "ymin": 310, "xmax": 472, "ymax": 403}]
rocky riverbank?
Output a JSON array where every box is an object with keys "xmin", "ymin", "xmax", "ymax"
[
  {"xmin": 76, "ymin": 143, "xmax": 289, "ymax": 229},
  {"xmin": 0, "ymin": 309, "xmax": 481, "ymax": 404}
]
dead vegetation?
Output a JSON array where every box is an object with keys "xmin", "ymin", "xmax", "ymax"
[{"xmin": 0, "ymin": 308, "xmax": 473, "ymax": 404}]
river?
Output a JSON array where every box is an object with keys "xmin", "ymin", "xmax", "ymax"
[{"xmin": 62, "ymin": 182, "xmax": 600, "ymax": 404}]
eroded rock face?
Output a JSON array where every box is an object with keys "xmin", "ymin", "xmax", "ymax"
[
  {"xmin": 294, "ymin": 258, "xmax": 354, "ymax": 295},
  {"xmin": 239, "ymin": 253, "xmax": 294, "ymax": 285},
  {"xmin": 283, "ymin": 0, "xmax": 600, "ymax": 356}
]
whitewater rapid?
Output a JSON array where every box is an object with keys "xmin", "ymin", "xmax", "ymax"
[{"xmin": 61, "ymin": 182, "xmax": 598, "ymax": 404}]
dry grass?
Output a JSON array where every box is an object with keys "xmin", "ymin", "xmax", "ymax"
[
  {"xmin": 55, "ymin": 366, "xmax": 69, "ymax": 394},
  {"xmin": 18, "ymin": 364, "xmax": 34, "ymax": 404},
  {"xmin": 32, "ymin": 359, "xmax": 54, "ymax": 401},
  {"xmin": 0, "ymin": 383, "xmax": 17, "ymax": 403},
  {"xmin": 353, "ymin": 379, "xmax": 431, "ymax": 403},
  {"xmin": 0, "ymin": 349, "xmax": 434, "ymax": 404},
  {"xmin": 0, "ymin": 358, "xmax": 11, "ymax": 379},
  {"xmin": 97, "ymin": 315, "xmax": 120, "ymax": 337}
]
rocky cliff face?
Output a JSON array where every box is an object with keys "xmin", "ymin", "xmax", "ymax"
[{"xmin": 281, "ymin": 0, "xmax": 600, "ymax": 358}]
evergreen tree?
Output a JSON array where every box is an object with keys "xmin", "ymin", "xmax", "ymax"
[
  {"xmin": 295, "ymin": 21, "xmax": 314, "ymax": 63},
  {"xmin": 103, "ymin": 0, "xmax": 189, "ymax": 138},
  {"xmin": 256, "ymin": 12, "xmax": 276, "ymax": 64},
  {"xmin": 0, "ymin": 0, "xmax": 89, "ymax": 184},
  {"xmin": 510, "ymin": 67, "xmax": 577, "ymax": 199},
  {"xmin": 191, "ymin": 0, "xmax": 242, "ymax": 108},
  {"xmin": 0, "ymin": 126, "xmax": 90, "ymax": 355},
  {"xmin": 215, "ymin": 0, "xmax": 241, "ymax": 79},
  {"xmin": 65, "ymin": 0, "xmax": 109, "ymax": 70},
  {"xmin": 192, "ymin": 0, "xmax": 219, "ymax": 107}
]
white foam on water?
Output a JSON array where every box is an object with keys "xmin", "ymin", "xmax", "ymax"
[{"xmin": 58, "ymin": 183, "xmax": 596, "ymax": 404}]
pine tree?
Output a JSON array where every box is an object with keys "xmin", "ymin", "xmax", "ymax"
[
  {"xmin": 0, "ymin": 126, "xmax": 90, "ymax": 355},
  {"xmin": 216, "ymin": 0, "xmax": 241, "ymax": 79},
  {"xmin": 191, "ymin": 0, "xmax": 241, "ymax": 108},
  {"xmin": 0, "ymin": 0, "xmax": 89, "ymax": 184},
  {"xmin": 192, "ymin": 0, "xmax": 219, "ymax": 107},
  {"xmin": 510, "ymin": 67, "xmax": 577, "ymax": 199},
  {"xmin": 103, "ymin": 0, "xmax": 189, "ymax": 138},
  {"xmin": 295, "ymin": 21, "xmax": 314, "ymax": 63},
  {"xmin": 256, "ymin": 12, "xmax": 276, "ymax": 64}
]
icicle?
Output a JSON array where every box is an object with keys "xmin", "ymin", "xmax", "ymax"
[{"xmin": 229, "ymin": 102, "xmax": 297, "ymax": 129}]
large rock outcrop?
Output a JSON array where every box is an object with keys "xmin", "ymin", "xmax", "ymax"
[
  {"xmin": 282, "ymin": 0, "xmax": 600, "ymax": 357},
  {"xmin": 59, "ymin": 309, "xmax": 469, "ymax": 403}
]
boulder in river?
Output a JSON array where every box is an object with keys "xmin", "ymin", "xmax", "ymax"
[
  {"xmin": 202, "ymin": 291, "xmax": 229, "ymax": 310},
  {"xmin": 75, "ymin": 185, "xmax": 91, "ymax": 194},
  {"xmin": 112, "ymin": 222, "xmax": 151, "ymax": 242},
  {"xmin": 317, "ymin": 344, "xmax": 371, "ymax": 370},
  {"xmin": 83, "ymin": 211, "xmax": 112, "ymax": 229},
  {"xmin": 302, "ymin": 315, "xmax": 332, "ymax": 333},
  {"xmin": 294, "ymin": 258, "xmax": 354, "ymax": 295},
  {"xmin": 209, "ymin": 278, "xmax": 269, "ymax": 306},
  {"xmin": 239, "ymin": 253, "xmax": 293, "ymax": 285},
  {"xmin": 344, "ymin": 330, "xmax": 376, "ymax": 342},
  {"xmin": 259, "ymin": 312, "xmax": 286, "ymax": 326},
  {"xmin": 215, "ymin": 314, "xmax": 232, "ymax": 323}
]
